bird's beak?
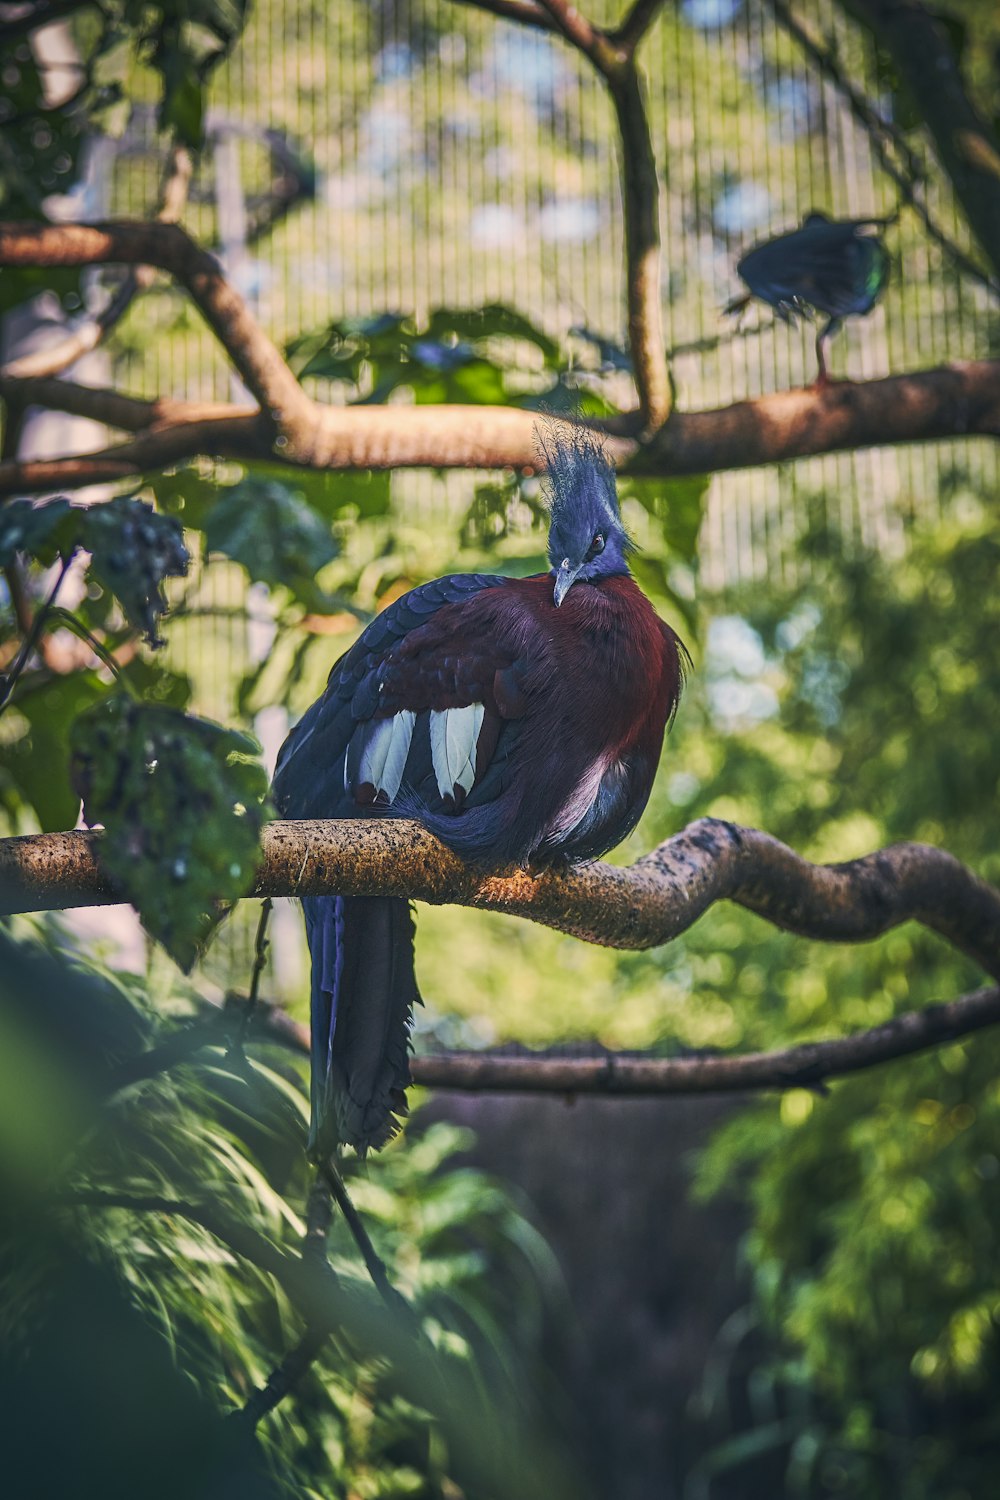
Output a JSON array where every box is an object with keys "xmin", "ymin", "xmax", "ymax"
[{"xmin": 553, "ymin": 558, "xmax": 581, "ymax": 607}]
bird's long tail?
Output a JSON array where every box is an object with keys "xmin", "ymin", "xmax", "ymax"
[{"xmin": 302, "ymin": 894, "xmax": 419, "ymax": 1156}]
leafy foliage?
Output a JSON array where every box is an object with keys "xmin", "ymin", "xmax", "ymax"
[
  {"xmin": 0, "ymin": 925, "xmax": 575, "ymax": 1498},
  {"xmin": 71, "ymin": 696, "xmax": 269, "ymax": 969},
  {"xmin": 202, "ymin": 477, "xmax": 339, "ymax": 611},
  {"xmin": 83, "ymin": 496, "xmax": 190, "ymax": 646},
  {"xmin": 0, "ymin": 497, "xmax": 79, "ymax": 567},
  {"xmin": 0, "ymin": 495, "xmax": 189, "ymax": 646},
  {"xmin": 286, "ymin": 304, "xmax": 563, "ymax": 406}
]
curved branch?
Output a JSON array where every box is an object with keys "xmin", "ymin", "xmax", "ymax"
[
  {"xmin": 0, "ymin": 220, "xmax": 314, "ymax": 447},
  {"xmin": 0, "ymin": 146, "xmax": 195, "ymax": 383},
  {"xmin": 2, "ymin": 817, "xmax": 997, "ymax": 980}
]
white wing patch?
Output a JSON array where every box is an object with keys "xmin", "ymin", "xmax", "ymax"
[
  {"xmin": 429, "ymin": 703, "xmax": 485, "ymax": 801},
  {"xmin": 357, "ymin": 710, "xmax": 416, "ymax": 803}
]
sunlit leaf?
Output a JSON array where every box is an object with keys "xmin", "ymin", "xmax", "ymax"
[{"xmin": 1, "ymin": 670, "xmax": 107, "ymax": 831}]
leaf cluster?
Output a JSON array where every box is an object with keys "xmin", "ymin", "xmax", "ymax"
[
  {"xmin": 70, "ymin": 695, "xmax": 269, "ymax": 970},
  {"xmin": 0, "ymin": 924, "xmax": 576, "ymax": 1498}
]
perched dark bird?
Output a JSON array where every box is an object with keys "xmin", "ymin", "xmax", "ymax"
[
  {"xmin": 273, "ymin": 428, "xmax": 685, "ymax": 1156},
  {"xmin": 726, "ymin": 211, "xmax": 892, "ymax": 383}
]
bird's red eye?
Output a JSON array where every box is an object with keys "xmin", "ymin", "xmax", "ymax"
[{"xmin": 587, "ymin": 532, "xmax": 605, "ymax": 560}]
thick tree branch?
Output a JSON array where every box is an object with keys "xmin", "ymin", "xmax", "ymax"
[
  {"xmin": 851, "ymin": 0, "xmax": 1000, "ymax": 286},
  {"xmin": 2, "ymin": 817, "xmax": 997, "ymax": 981},
  {"xmin": 3, "ymin": 219, "xmax": 999, "ymax": 495},
  {"xmin": 2, "ymin": 359, "xmax": 997, "ymax": 498}
]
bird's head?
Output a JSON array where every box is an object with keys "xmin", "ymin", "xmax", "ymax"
[{"xmin": 539, "ymin": 426, "xmax": 633, "ymax": 607}]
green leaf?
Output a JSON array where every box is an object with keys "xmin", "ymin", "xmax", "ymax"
[
  {"xmin": 0, "ymin": 498, "xmax": 82, "ymax": 568},
  {"xmin": 426, "ymin": 304, "xmax": 561, "ymax": 364},
  {"xmin": 146, "ymin": 465, "xmax": 229, "ymax": 529},
  {"xmin": 202, "ymin": 477, "xmax": 339, "ymax": 609},
  {"xmin": 1, "ymin": 671, "xmax": 108, "ymax": 832},
  {"xmin": 157, "ymin": 49, "xmax": 206, "ymax": 147},
  {"xmin": 620, "ymin": 473, "xmax": 711, "ymax": 567},
  {"xmin": 82, "ymin": 496, "xmax": 190, "ymax": 647},
  {"xmin": 70, "ymin": 695, "xmax": 270, "ymax": 970}
]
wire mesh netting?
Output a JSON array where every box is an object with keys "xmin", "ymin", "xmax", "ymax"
[{"xmin": 108, "ymin": 0, "xmax": 999, "ymax": 591}]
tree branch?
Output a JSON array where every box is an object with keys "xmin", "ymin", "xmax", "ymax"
[
  {"xmin": 0, "ymin": 146, "xmax": 195, "ymax": 383},
  {"xmin": 411, "ymin": 986, "xmax": 1000, "ymax": 1095},
  {"xmin": 611, "ymin": 0, "xmax": 666, "ymax": 58},
  {"xmin": 449, "ymin": 0, "xmax": 558, "ymax": 32},
  {"xmin": 850, "ymin": 0, "xmax": 1000, "ymax": 287},
  {"xmin": 3, "ymin": 218, "xmax": 999, "ymax": 495},
  {"xmin": 0, "ymin": 220, "xmax": 314, "ymax": 449},
  {"xmin": 608, "ymin": 62, "xmax": 670, "ymax": 431},
  {"xmin": 2, "ymin": 357, "xmax": 996, "ymax": 498},
  {"xmin": 2, "ymin": 816, "xmax": 997, "ymax": 978},
  {"xmin": 534, "ymin": 1, "xmax": 671, "ymax": 429}
]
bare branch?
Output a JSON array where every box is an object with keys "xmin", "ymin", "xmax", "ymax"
[
  {"xmin": 608, "ymin": 63, "xmax": 670, "ymax": 429},
  {"xmin": 769, "ymin": 0, "xmax": 1000, "ymax": 299},
  {"xmin": 0, "ymin": 146, "xmax": 195, "ymax": 383},
  {"xmin": 849, "ymin": 0, "xmax": 1000, "ymax": 287},
  {"xmin": 2, "ymin": 817, "xmax": 997, "ymax": 980},
  {"xmin": 3, "ymin": 357, "xmax": 998, "ymax": 498},
  {"xmin": 411, "ymin": 986, "xmax": 1000, "ymax": 1095},
  {"xmin": 534, "ymin": 0, "xmax": 606, "ymax": 63},
  {"xmin": 612, "ymin": 0, "xmax": 666, "ymax": 58},
  {"xmin": 0, "ymin": 220, "xmax": 314, "ymax": 448},
  {"xmin": 530, "ymin": 3, "xmax": 670, "ymax": 428},
  {"xmin": 449, "ymin": 0, "xmax": 558, "ymax": 30}
]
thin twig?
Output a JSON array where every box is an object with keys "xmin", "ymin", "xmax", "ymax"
[
  {"xmin": 0, "ymin": 554, "xmax": 74, "ymax": 712},
  {"xmin": 318, "ymin": 1158, "xmax": 410, "ymax": 1317},
  {"xmin": 237, "ymin": 1324, "xmax": 331, "ymax": 1428},
  {"xmin": 236, "ymin": 896, "xmax": 273, "ymax": 1050},
  {"xmin": 236, "ymin": 1175, "xmax": 338, "ymax": 1429},
  {"xmin": 848, "ymin": 0, "xmax": 1000, "ymax": 289},
  {"xmin": 767, "ymin": 0, "xmax": 1000, "ymax": 299},
  {"xmin": 44, "ymin": 606, "xmax": 135, "ymax": 687}
]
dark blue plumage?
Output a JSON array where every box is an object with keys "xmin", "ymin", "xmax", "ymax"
[
  {"xmin": 273, "ymin": 426, "xmax": 685, "ymax": 1155},
  {"xmin": 727, "ymin": 211, "xmax": 892, "ymax": 382}
]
